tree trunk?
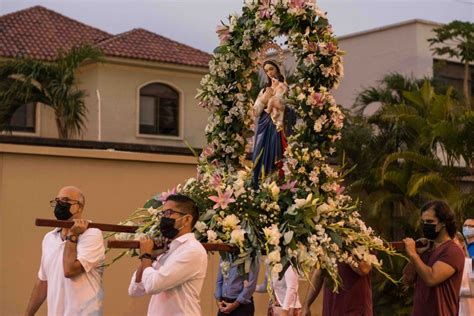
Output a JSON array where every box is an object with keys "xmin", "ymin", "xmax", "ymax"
[
  {"xmin": 55, "ymin": 118, "xmax": 69, "ymax": 139},
  {"xmin": 392, "ymin": 202, "xmax": 405, "ymax": 241},
  {"xmin": 464, "ymin": 60, "xmax": 471, "ymax": 109}
]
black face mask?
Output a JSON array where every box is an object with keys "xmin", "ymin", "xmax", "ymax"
[
  {"xmin": 54, "ymin": 201, "xmax": 74, "ymax": 220},
  {"xmin": 159, "ymin": 216, "xmax": 186, "ymax": 239},
  {"xmin": 423, "ymin": 223, "xmax": 440, "ymax": 240}
]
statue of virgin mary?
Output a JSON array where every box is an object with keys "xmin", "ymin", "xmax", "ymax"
[{"xmin": 252, "ymin": 59, "xmax": 288, "ymax": 187}]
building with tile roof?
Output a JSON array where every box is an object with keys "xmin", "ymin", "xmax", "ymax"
[
  {"xmin": 0, "ymin": 6, "xmax": 112, "ymax": 61},
  {"xmin": 0, "ymin": 5, "xmax": 211, "ymax": 148},
  {"xmin": 0, "ymin": 5, "xmax": 210, "ymax": 67}
]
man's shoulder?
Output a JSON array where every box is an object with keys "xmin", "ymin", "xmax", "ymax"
[
  {"xmin": 180, "ymin": 234, "xmax": 207, "ymax": 256},
  {"xmin": 78, "ymin": 227, "xmax": 104, "ymax": 244},
  {"xmin": 442, "ymin": 240, "xmax": 463, "ymax": 255},
  {"xmin": 83, "ymin": 227, "xmax": 103, "ymax": 237},
  {"xmin": 43, "ymin": 228, "xmax": 60, "ymax": 240},
  {"xmin": 189, "ymin": 238, "xmax": 207, "ymax": 253},
  {"xmin": 435, "ymin": 240, "xmax": 465, "ymax": 265}
]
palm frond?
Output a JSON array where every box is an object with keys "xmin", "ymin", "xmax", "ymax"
[
  {"xmin": 406, "ymin": 172, "xmax": 454, "ymax": 198},
  {"xmin": 0, "ymin": 44, "xmax": 103, "ymax": 138},
  {"xmin": 381, "ymin": 151, "xmax": 440, "ymax": 176}
]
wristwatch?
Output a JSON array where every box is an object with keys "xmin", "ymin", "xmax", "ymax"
[
  {"xmin": 138, "ymin": 253, "xmax": 154, "ymax": 261},
  {"xmin": 66, "ymin": 234, "xmax": 78, "ymax": 243}
]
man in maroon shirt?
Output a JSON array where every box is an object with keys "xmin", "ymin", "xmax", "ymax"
[
  {"xmin": 403, "ymin": 200, "xmax": 465, "ymax": 316},
  {"xmin": 301, "ymin": 260, "xmax": 372, "ymax": 316}
]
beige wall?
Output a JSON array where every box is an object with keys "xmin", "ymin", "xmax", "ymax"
[
  {"xmin": 333, "ymin": 21, "xmax": 437, "ymax": 110},
  {"xmin": 17, "ymin": 59, "xmax": 210, "ymax": 148},
  {"xmin": 278, "ymin": 21, "xmax": 441, "ymax": 111},
  {"xmin": 0, "ymin": 144, "xmax": 322, "ymax": 316}
]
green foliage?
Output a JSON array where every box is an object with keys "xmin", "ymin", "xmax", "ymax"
[
  {"xmin": 0, "ymin": 44, "xmax": 103, "ymax": 139},
  {"xmin": 338, "ymin": 73, "xmax": 474, "ymax": 312},
  {"xmin": 428, "ymin": 20, "xmax": 474, "ymax": 63},
  {"xmin": 372, "ymin": 253, "xmax": 413, "ymax": 316},
  {"xmin": 343, "ymin": 75, "xmax": 473, "ymax": 230},
  {"xmin": 428, "ymin": 20, "xmax": 474, "ymax": 108}
]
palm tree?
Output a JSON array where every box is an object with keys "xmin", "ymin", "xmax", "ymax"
[
  {"xmin": 353, "ymin": 73, "xmax": 424, "ymax": 114},
  {"xmin": 339, "ymin": 77, "xmax": 474, "ymax": 314},
  {"xmin": 0, "ymin": 44, "xmax": 103, "ymax": 139},
  {"xmin": 428, "ymin": 20, "xmax": 474, "ymax": 109},
  {"xmin": 343, "ymin": 78, "xmax": 473, "ymax": 238}
]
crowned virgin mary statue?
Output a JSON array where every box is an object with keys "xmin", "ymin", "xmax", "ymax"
[{"xmin": 252, "ymin": 44, "xmax": 288, "ymax": 187}]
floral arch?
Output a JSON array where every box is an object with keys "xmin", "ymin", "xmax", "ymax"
[{"xmin": 119, "ymin": 0, "xmax": 397, "ymax": 287}]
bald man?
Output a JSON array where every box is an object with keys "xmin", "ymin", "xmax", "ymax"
[{"xmin": 26, "ymin": 186, "xmax": 105, "ymax": 316}]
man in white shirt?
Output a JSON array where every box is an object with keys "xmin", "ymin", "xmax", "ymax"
[
  {"xmin": 129, "ymin": 194, "xmax": 208, "ymax": 316},
  {"xmin": 26, "ymin": 186, "xmax": 105, "ymax": 316}
]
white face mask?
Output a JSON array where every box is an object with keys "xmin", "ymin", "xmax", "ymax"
[{"xmin": 463, "ymin": 226, "xmax": 474, "ymax": 238}]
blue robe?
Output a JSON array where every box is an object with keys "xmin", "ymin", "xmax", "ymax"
[{"xmin": 252, "ymin": 111, "xmax": 286, "ymax": 187}]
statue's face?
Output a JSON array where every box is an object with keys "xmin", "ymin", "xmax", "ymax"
[{"xmin": 264, "ymin": 63, "xmax": 278, "ymax": 79}]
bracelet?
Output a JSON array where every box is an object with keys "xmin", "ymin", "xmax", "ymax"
[{"xmin": 138, "ymin": 253, "xmax": 154, "ymax": 261}]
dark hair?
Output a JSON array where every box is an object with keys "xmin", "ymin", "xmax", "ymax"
[
  {"xmin": 166, "ymin": 194, "xmax": 199, "ymax": 227},
  {"xmin": 421, "ymin": 200, "xmax": 456, "ymax": 238},
  {"xmin": 263, "ymin": 60, "xmax": 285, "ymax": 88}
]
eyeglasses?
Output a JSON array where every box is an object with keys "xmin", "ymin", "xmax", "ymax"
[
  {"xmin": 50, "ymin": 198, "xmax": 81, "ymax": 208},
  {"xmin": 162, "ymin": 209, "xmax": 187, "ymax": 217}
]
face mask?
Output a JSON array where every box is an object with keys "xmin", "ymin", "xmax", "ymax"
[
  {"xmin": 54, "ymin": 200, "xmax": 74, "ymax": 220},
  {"xmin": 463, "ymin": 226, "xmax": 474, "ymax": 238},
  {"xmin": 423, "ymin": 223, "xmax": 440, "ymax": 240},
  {"xmin": 160, "ymin": 216, "xmax": 187, "ymax": 239}
]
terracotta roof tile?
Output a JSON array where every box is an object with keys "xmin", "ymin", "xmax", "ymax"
[
  {"xmin": 0, "ymin": 6, "xmax": 211, "ymax": 68},
  {"xmin": 96, "ymin": 28, "xmax": 210, "ymax": 67},
  {"xmin": 0, "ymin": 6, "xmax": 112, "ymax": 61}
]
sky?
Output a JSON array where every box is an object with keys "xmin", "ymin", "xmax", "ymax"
[{"xmin": 1, "ymin": 0, "xmax": 473, "ymax": 53}]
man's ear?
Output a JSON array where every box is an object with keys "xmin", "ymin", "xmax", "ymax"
[
  {"xmin": 186, "ymin": 215, "xmax": 194, "ymax": 227},
  {"xmin": 75, "ymin": 204, "xmax": 84, "ymax": 215}
]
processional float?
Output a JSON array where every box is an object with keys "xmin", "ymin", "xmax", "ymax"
[{"xmin": 36, "ymin": 1, "xmax": 413, "ymax": 286}]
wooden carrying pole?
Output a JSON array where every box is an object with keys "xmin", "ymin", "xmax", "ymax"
[
  {"xmin": 35, "ymin": 218, "xmax": 236, "ymax": 252},
  {"xmin": 35, "ymin": 218, "xmax": 424, "ymax": 252},
  {"xmin": 107, "ymin": 240, "xmax": 237, "ymax": 252},
  {"xmin": 389, "ymin": 240, "xmax": 427, "ymax": 251},
  {"xmin": 35, "ymin": 218, "xmax": 139, "ymax": 233}
]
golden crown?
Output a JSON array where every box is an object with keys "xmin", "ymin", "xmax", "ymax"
[{"xmin": 256, "ymin": 42, "xmax": 285, "ymax": 66}]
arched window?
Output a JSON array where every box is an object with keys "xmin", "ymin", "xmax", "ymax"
[
  {"xmin": 11, "ymin": 103, "xmax": 36, "ymax": 133},
  {"xmin": 139, "ymin": 83, "xmax": 179, "ymax": 136}
]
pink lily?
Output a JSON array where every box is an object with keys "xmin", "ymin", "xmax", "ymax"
[
  {"xmin": 209, "ymin": 189, "xmax": 236, "ymax": 210},
  {"xmin": 198, "ymin": 101, "xmax": 209, "ymax": 108},
  {"xmin": 281, "ymin": 180, "xmax": 297, "ymax": 193},
  {"xmin": 202, "ymin": 145, "xmax": 214, "ymax": 158},
  {"xmin": 159, "ymin": 187, "xmax": 177, "ymax": 202},
  {"xmin": 289, "ymin": 0, "xmax": 307, "ymax": 9},
  {"xmin": 216, "ymin": 25, "xmax": 230, "ymax": 44},
  {"xmin": 211, "ymin": 174, "xmax": 222, "ymax": 189},
  {"xmin": 336, "ymin": 185, "xmax": 345, "ymax": 195},
  {"xmin": 309, "ymin": 91, "xmax": 323, "ymax": 107},
  {"xmin": 259, "ymin": 0, "xmax": 271, "ymax": 19}
]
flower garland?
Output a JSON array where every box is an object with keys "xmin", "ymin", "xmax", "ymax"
[{"xmin": 116, "ymin": 0, "xmax": 399, "ymax": 287}]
